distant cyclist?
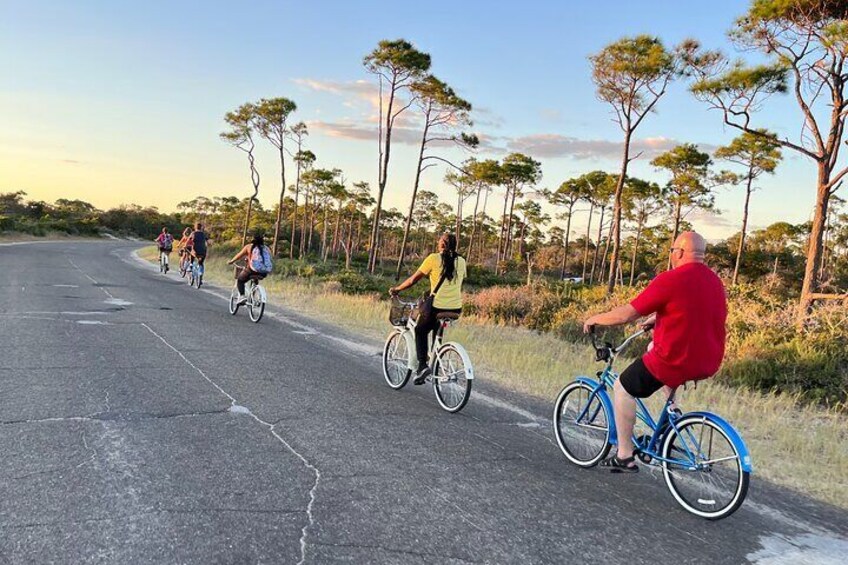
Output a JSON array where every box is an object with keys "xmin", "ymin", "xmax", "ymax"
[
  {"xmin": 187, "ymin": 222, "xmax": 208, "ymax": 287},
  {"xmin": 389, "ymin": 233, "xmax": 466, "ymax": 385},
  {"xmin": 155, "ymin": 227, "xmax": 174, "ymax": 273},
  {"xmin": 177, "ymin": 227, "xmax": 192, "ymax": 257},
  {"xmin": 227, "ymin": 233, "xmax": 273, "ymax": 303}
]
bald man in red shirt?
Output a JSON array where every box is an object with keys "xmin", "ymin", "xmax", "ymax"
[{"xmin": 583, "ymin": 231, "xmax": 727, "ymax": 472}]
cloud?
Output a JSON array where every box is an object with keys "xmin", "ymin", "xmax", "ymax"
[
  {"xmin": 473, "ymin": 106, "xmax": 506, "ymax": 129},
  {"xmin": 539, "ymin": 108, "xmax": 563, "ymax": 122},
  {"xmin": 502, "ymin": 134, "xmax": 716, "ymax": 160},
  {"xmin": 293, "ymin": 78, "xmax": 382, "ymax": 113},
  {"xmin": 61, "ymin": 159, "xmax": 80, "ymax": 164},
  {"xmin": 474, "ymin": 133, "xmax": 509, "ymax": 156},
  {"xmin": 685, "ymin": 208, "xmax": 738, "ymax": 230},
  {"xmin": 307, "ymin": 120, "xmax": 423, "ymax": 145},
  {"xmin": 293, "ymin": 78, "xmax": 376, "ymax": 99}
]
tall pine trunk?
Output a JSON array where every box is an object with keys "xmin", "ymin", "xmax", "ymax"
[
  {"xmin": 590, "ymin": 205, "xmax": 605, "ymax": 284},
  {"xmin": 395, "ymin": 122, "xmax": 429, "ymax": 280},
  {"xmin": 581, "ymin": 202, "xmax": 594, "ymax": 281},
  {"xmin": 668, "ymin": 200, "xmax": 683, "ymax": 270},
  {"xmin": 629, "ymin": 221, "xmax": 643, "ymax": 286},
  {"xmin": 797, "ymin": 164, "xmax": 831, "ymax": 328},
  {"xmin": 368, "ymin": 78, "xmax": 397, "ymax": 273},
  {"xmin": 272, "ymin": 145, "xmax": 287, "ymax": 257},
  {"xmin": 466, "ymin": 185, "xmax": 483, "ymax": 262},
  {"xmin": 606, "ymin": 128, "xmax": 630, "ymax": 294},
  {"xmin": 496, "ymin": 187, "xmax": 510, "ymax": 269},
  {"xmin": 732, "ymin": 170, "xmax": 754, "ymax": 285},
  {"xmin": 559, "ymin": 206, "xmax": 573, "ymax": 278}
]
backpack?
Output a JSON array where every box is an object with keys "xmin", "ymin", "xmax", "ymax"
[
  {"xmin": 161, "ymin": 234, "xmax": 173, "ymax": 250},
  {"xmin": 250, "ymin": 245, "xmax": 273, "ymax": 273}
]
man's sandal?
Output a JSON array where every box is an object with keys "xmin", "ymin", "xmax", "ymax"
[{"xmin": 600, "ymin": 455, "xmax": 639, "ymax": 473}]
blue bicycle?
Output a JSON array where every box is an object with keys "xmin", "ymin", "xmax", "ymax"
[{"xmin": 553, "ymin": 328, "xmax": 752, "ymax": 519}]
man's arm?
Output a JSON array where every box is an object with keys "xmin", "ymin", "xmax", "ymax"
[{"xmin": 583, "ymin": 304, "xmax": 641, "ymax": 333}]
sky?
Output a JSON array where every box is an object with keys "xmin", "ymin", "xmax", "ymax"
[{"xmin": 0, "ymin": 0, "xmax": 835, "ymax": 240}]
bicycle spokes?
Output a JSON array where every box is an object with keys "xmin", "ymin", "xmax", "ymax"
[{"xmin": 663, "ymin": 418, "xmax": 747, "ymax": 518}]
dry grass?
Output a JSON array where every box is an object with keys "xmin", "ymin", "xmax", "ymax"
[
  {"xmin": 0, "ymin": 232, "xmax": 96, "ymax": 243},
  {"xmin": 142, "ymin": 247, "xmax": 848, "ymax": 508}
]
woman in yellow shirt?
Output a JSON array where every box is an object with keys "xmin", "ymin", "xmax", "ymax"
[{"xmin": 390, "ymin": 233, "xmax": 466, "ymax": 384}]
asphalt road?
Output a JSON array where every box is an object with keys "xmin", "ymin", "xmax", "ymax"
[{"xmin": 0, "ymin": 240, "xmax": 846, "ymax": 564}]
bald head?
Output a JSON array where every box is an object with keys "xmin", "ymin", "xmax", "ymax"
[{"xmin": 671, "ymin": 231, "xmax": 706, "ymax": 267}]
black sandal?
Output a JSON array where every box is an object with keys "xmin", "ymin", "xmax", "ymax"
[{"xmin": 600, "ymin": 455, "xmax": 639, "ymax": 473}]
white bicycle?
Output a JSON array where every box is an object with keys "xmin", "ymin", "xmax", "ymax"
[
  {"xmin": 158, "ymin": 248, "xmax": 170, "ymax": 274},
  {"xmin": 228, "ymin": 267, "xmax": 267, "ymax": 323},
  {"xmin": 382, "ymin": 297, "xmax": 474, "ymax": 413}
]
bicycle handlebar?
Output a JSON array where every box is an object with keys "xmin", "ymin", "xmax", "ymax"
[
  {"xmin": 391, "ymin": 296, "xmax": 418, "ymax": 308},
  {"xmin": 589, "ymin": 326, "xmax": 649, "ymax": 363}
]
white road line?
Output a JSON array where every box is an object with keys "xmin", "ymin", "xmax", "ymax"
[
  {"xmin": 67, "ymin": 256, "xmax": 115, "ymax": 299},
  {"xmin": 140, "ymin": 322, "xmax": 321, "ymax": 565}
]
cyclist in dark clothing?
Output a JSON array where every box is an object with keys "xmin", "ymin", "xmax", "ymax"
[{"xmin": 188, "ymin": 222, "xmax": 208, "ymax": 287}]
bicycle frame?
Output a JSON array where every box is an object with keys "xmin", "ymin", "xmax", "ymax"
[
  {"xmin": 245, "ymin": 279, "xmax": 267, "ymax": 304},
  {"xmin": 573, "ymin": 329, "xmax": 748, "ymax": 471},
  {"xmin": 392, "ymin": 306, "xmax": 474, "ymax": 380}
]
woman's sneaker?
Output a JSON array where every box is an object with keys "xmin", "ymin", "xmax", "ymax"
[{"xmin": 413, "ymin": 366, "xmax": 431, "ymax": 385}]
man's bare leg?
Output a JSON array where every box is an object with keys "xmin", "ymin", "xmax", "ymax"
[{"xmin": 613, "ymin": 378, "xmax": 637, "ymax": 460}]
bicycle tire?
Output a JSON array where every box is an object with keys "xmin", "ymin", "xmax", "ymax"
[
  {"xmin": 661, "ymin": 415, "xmax": 749, "ymax": 520},
  {"xmin": 382, "ymin": 331, "xmax": 411, "ymax": 389},
  {"xmin": 248, "ymin": 286, "xmax": 264, "ymax": 323},
  {"xmin": 432, "ymin": 343, "xmax": 472, "ymax": 413},
  {"xmin": 553, "ymin": 381, "xmax": 612, "ymax": 467},
  {"xmin": 229, "ymin": 287, "xmax": 240, "ymax": 315}
]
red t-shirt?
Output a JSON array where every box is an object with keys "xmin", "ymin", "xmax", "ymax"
[{"xmin": 630, "ymin": 262, "xmax": 727, "ymax": 388}]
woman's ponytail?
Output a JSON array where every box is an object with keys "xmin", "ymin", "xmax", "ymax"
[{"xmin": 440, "ymin": 233, "xmax": 459, "ymax": 281}]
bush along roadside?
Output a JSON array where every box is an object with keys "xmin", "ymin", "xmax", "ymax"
[{"xmin": 147, "ymin": 245, "xmax": 848, "ymax": 407}]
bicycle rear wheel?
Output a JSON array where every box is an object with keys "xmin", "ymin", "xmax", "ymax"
[
  {"xmin": 179, "ymin": 258, "xmax": 188, "ymax": 278},
  {"xmin": 661, "ymin": 415, "xmax": 749, "ymax": 520},
  {"xmin": 432, "ymin": 343, "xmax": 472, "ymax": 413},
  {"xmin": 382, "ymin": 331, "xmax": 411, "ymax": 389},
  {"xmin": 248, "ymin": 286, "xmax": 264, "ymax": 323},
  {"xmin": 553, "ymin": 381, "xmax": 611, "ymax": 467}
]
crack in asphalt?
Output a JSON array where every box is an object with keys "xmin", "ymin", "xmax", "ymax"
[
  {"xmin": 0, "ymin": 409, "xmax": 231, "ymax": 427},
  {"xmin": 311, "ymin": 541, "xmax": 481, "ymax": 564},
  {"xmin": 140, "ymin": 322, "xmax": 322, "ymax": 565},
  {"xmin": 2, "ymin": 507, "xmax": 305, "ymax": 530}
]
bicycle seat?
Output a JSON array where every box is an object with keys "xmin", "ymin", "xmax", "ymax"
[{"xmin": 436, "ymin": 312, "xmax": 460, "ymax": 321}]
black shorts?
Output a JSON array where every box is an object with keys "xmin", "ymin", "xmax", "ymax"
[{"xmin": 619, "ymin": 357, "xmax": 664, "ymax": 398}]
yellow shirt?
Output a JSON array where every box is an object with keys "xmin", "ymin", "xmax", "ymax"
[{"xmin": 418, "ymin": 253, "xmax": 466, "ymax": 310}]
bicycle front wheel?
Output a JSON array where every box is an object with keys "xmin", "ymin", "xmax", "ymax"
[
  {"xmin": 432, "ymin": 343, "xmax": 472, "ymax": 413},
  {"xmin": 229, "ymin": 286, "xmax": 240, "ymax": 315},
  {"xmin": 553, "ymin": 381, "xmax": 611, "ymax": 467},
  {"xmin": 248, "ymin": 286, "xmax": 264, "ymax": 323},
  {"xmin": 382, "ymin": 331, "xmax": 411, "ymax": 389},
  {"xmin": 661, "ymin": 415, "xmax": 749, "ymax": 520}
]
